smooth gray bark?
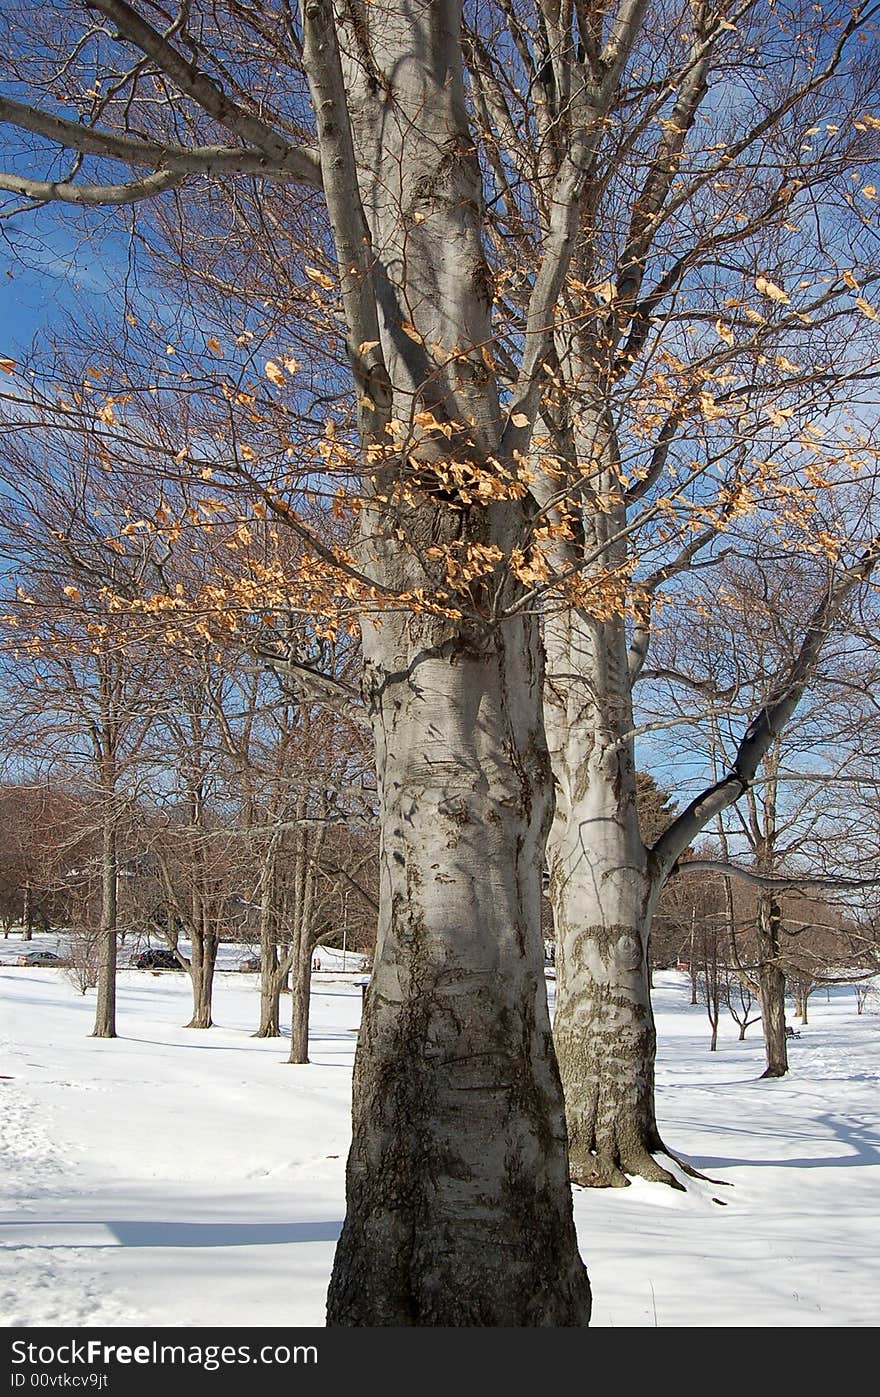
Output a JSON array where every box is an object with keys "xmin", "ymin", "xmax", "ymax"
[
  {"xmin": 546, "ymin": 487, "xmax": 880, "ymax": 1181},
  {"xmin": 303, "ymin": 0, "xmax": 590, "ymax": 1322},
  {"xmin": 545, "ymin": 602, "xmax": 678, "ymax": 1186},
  {"xmin": 328, "ymin": 609, "xmax": 590, "ymax": 1322}
]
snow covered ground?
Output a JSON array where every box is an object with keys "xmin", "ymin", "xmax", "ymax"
[{"xmin": 1, "ymin": 934, "xmax": 877, "ymax": 1328}]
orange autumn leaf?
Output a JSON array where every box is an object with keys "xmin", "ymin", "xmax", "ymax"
[{"xmin": 755, "ymin": 275, "xmax": 789, "ymax": 304}]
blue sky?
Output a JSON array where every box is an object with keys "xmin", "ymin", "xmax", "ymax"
[{"xmin": 0, "ymin": 214, "xmax": 126, "ymax": 355}]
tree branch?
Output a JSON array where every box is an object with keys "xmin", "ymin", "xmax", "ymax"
[
  {"xmin": 0, "ymin": 93, "xmax": 323, "ymax": 188},
  {"xmin": 673, "ymin": 860, "xmax": 880, "ymax": 893},
  {"xmin": 83, "ymin": 0, "xmax": 323, "ymax": 180},
  {"xmin": 651, "ymin": 537, "xmax": 880, "ymax": 880},
  {"xmin": 0, "ymin": 166, "xmax": 184, "ymax": 207},
  {"xmin": 257, "ymin": 647, "xmax": 366, "ymax": 727},
  {"xmin": 501, "ymin": 0, "xmax": 650, "ymax": 452},
  {"xmin": 300, "ymin": 0, "xmax": 391, "ymax": 443}
]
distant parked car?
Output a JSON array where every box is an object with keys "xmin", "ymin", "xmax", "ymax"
[
  {"xmin": 17, "ymin": 950, "xmax": 64, "ymax": 967},
  {"xmin": 238, "ymin": 955, "xmax": 261, "ymax": 973},
  {"xmin": 131, "ymin": 948, "xmax": 184, "ymax": 971}
]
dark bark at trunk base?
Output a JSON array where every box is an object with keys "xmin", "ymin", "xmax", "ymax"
[
  {"xmin": 326, "ymin": 620, "xmax": 590, "ymax": 1326},
  {"xmin": 757, "ymin": 894, "xmax": 788, "ymax": 1078},
  {"xmin": 186, "ymin": 1011, "xmax": 213, "ymax": 1029},
  {"xmin": 186, "ymin": 931, "xmax": 217, "ymax": 1029},
  {"xmin": 564, "ymin": 1096, "xmax": 684, "ymax": 1191},
  {"xmin": 554, "ymin": 916, "xmax": 684, "ymax": 1190},
  {"xmin": 327, "ymin": 989, "xmax": 593, "ymax": 1324},
  {"xmin": 254, "ymin": 1007, "xmax": 281, "ymax": 1038},
  {"xmin": 254, "ymin": 969, "xmax": 283, "ymax": 1038},
  {"xmin": 288, "ymin": 947, "xmax": 311, "ymax": 1065}
]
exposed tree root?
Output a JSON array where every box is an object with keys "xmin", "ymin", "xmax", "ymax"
[
  {"xmin": 570, "ymin": 1143, "xmax": 731, "ymax": 1191},
  {"xmin": 667, "ymin": 1153, "xmax": 732, "ymax": 1187},
  {"xmin": 571, "ymin": 1146, "xmax": 684, "ymax": 1190}
]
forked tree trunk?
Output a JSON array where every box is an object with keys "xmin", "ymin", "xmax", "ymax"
[
  {"xmin": 793, "ymin": 979, "xmax": 811, "ymax": 1024},
  {"xmin": 707, "ymin": 985, "xmax": 719, "ymax": 1052},
  {"xmin": 186, "ymin": 924, "xmax": 218, "ymax": 1030},
  {"xmin": 701, "ymin": 932, "xmax": 721, "ymax": 1053},
  {"xmin": 757, "ymin": 892, "xmax": 788, "ymax": 1078},
  {"xmin": 92, "ymin": 820, "xmax": 118, "ymax": 1039},
  {"xmin": 327, "ymin": 610, "xmax": 590, "ymax": 1324}
]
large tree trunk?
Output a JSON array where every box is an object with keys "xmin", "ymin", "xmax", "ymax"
[
  {"xmin": 312, "ymin": 0, "xmax": 590, "ymax": 1324},
  {"xmin": 91, "ymin": 819, "xmax": 117, "ymax": 1039},
  {"xmin": 256, "ymin": 970, "xmax": 282, "ymax": 1039},
  {"xmin": 327, "ymin": 608, "xmax": 590, "ymax": 1325},
  {"xmin": 756, "ymin": 892, "xmax": 788, "ymax": 1078},
  {"xmin": 544, "ymin": 579, "xmax": 679, "ymax": 1187}
]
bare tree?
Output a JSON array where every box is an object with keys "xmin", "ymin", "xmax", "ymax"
[
  {"xmin": 529, "ymin": 0, "xmax": 880, "ymax": 1182},
  {"xmin": 0, "ymin": 443, "xmax": 156, "ymax": 1037},
  {"xmin": 2, "ymin": 0, "xmax": 878, "ymax": 1312},
  {"xmin": 723, "ymin": 971, "xmax": 761, "ymax": 1042},
  {"xmin": 662, "ymin": 558, "xmax": 880, "ymax": 1075},
  {"xmin": 0, "ymin": 0, "xmax": 665, "ymax": 1321}
]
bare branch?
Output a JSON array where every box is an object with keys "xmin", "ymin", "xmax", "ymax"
[
  {"xmin": 300, "ymin": 1, "xmax": 391, "ymax": 443},
  {"xmin": 652, "ymin": 538, "xmax": 880, "ymax": 880},
  {"xmin": 84, "ymin": 0, "xmax": 322, "ymax": 178},
  {"xmin": 0, "ymin": 167, "xmax": 184, "ymax": 207},
  {"xmin": 0, "ymin": 94, "xmax": 323, "ymax": 188},
  {"xmin": 674, "ymin": 860, "xmax": 880, "ymax": 893}
]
